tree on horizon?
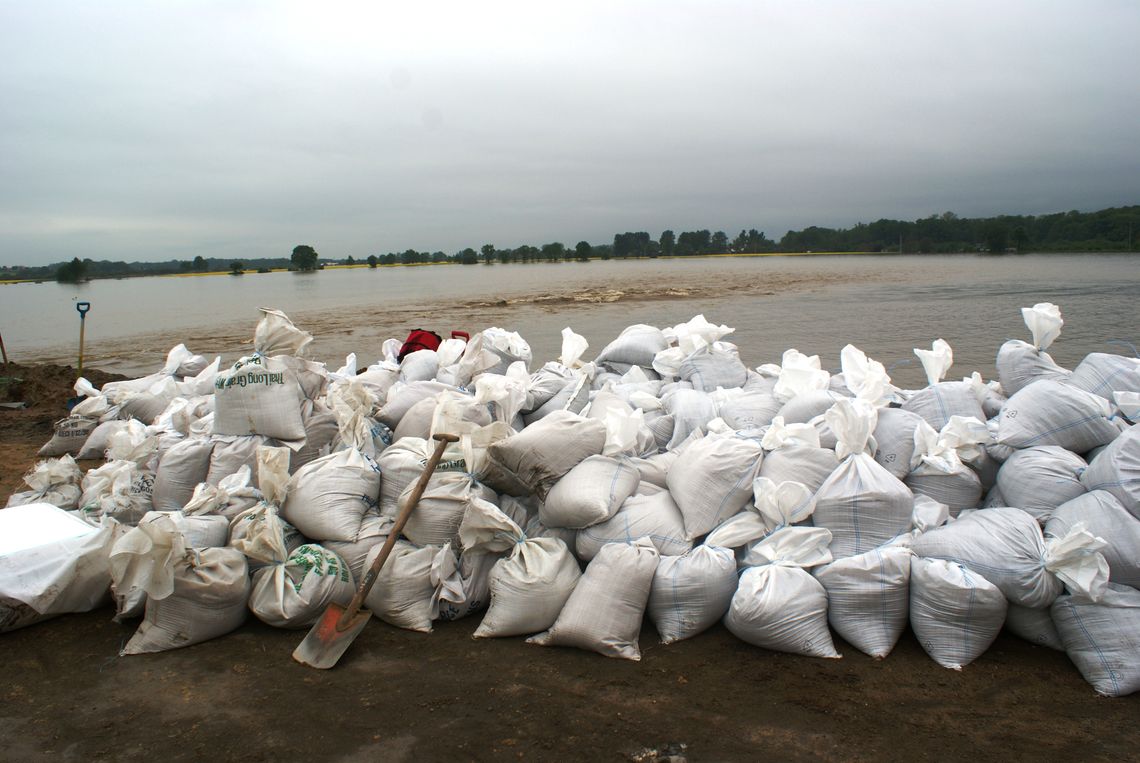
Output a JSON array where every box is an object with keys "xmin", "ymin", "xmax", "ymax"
[{"xmin": 291, "ymin": 245, "xmax": 319, "ymax": 271}]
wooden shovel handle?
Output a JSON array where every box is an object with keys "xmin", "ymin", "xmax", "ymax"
[{"xmin": 336, "ymin": 433, "xmax": 459, "ymax": 630}]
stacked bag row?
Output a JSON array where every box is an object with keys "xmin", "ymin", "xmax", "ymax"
[{"xmin": 2, "ymin": 304, "xmax": 1138, "ymax": 697}]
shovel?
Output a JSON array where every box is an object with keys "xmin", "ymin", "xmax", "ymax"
[{"xmin": 293, "ymin": 432, "xmax": 459, "ymax": 669}]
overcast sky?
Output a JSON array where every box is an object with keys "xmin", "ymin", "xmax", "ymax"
[{"xmin": 1, "ymin": 1, "xmax": 1138, "ymax": 266}]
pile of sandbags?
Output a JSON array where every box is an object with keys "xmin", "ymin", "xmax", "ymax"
[{"xmin": 3, "ymin": 304, "xmax": 1138, "ymax": 697}]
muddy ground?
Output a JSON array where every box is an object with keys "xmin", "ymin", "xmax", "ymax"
[{"xmin": 1, "ymin": 364, "xmax": 1137, "ymax": 762}]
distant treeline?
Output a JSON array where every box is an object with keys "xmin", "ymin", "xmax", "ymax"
[{"xmin": 3, "ymin": 204, "xmax": 1135, "ymax": 283}]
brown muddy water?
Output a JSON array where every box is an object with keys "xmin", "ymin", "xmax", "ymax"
[{"xmin": 2, "ymin": 253, "xmax": 1136, "ymax": 389}]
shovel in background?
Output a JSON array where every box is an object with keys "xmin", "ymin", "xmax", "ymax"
[{"xmin": 293, "ymin": 431, "xmax": 460, "ymax": 669}]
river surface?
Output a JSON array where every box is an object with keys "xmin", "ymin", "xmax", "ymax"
[{"xmin": 2, "ymin": 253, "xmax": 1136, "ymax": 389}]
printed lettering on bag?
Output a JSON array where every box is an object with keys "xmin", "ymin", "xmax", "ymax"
[
  {"xmin": 418, "ymin": 457, "xmax": 467, "ymax": 472},
  {"xmin": 215, "ymin": 371, "xmax": 287, "ymax": 390}
]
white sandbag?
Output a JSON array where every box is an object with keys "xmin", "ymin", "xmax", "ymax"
[
  {"xmin": 377, "ymin": 380, "xmax": 456, "ymax": 429},
  {"xmin": 70, "ymin": 377, "xmax": 112, "ymax": 416},
  {"xmin": 964, "ymin": 371, "xmax": 1007, "ymax": 419},
  {"xmin": 872, "ymin": 407, "xmax": 927, "ymax": 479},
  {"xmin": 772, "ymin": 349, "xmax": 831, "ymax": 403},
  {"xmin": 776, "ymin": 390, "xmax": 843, "ymax": 425},
  {"xmin": 399, "ymin": 349, "xmax": 439, "ymax": 383},
  {"xmin": 1114, "ymin": 391, "xmax": 1140, "ymax": 423},
  {"xmin": 905, "ymin": 467, "xmax": 981, "ymax": 517},
  {"xmin": 487, "ymin": 410, "xmax": 607, "ymax": 499},
  {"xmin": 1052, "ymin": 583, "xmax": 1140, "ymax": 697},
  {"xmin": 1023, "ymin": 302, "xmax": 1064, "ymax": 350},
  {"xmin": 996, "ymin": 446, "xmax": 1088, "ymax": 524},
  {"xmin": 119, "ymin": 385, "xmax": 179, "ymax": 425},
  {"xmin": 362, "ymin": 540, "xmax": 438, "ymax": 633},
  {"xmin": 151, "ymin": 396, "xmax": 213, "ymax": 441},
  {"xmin": 528, "ymin": 536, "xmax": 659, "ymax": 661},
  {"xmin": 249, "ymin": 543, "xmax": 355, "ymax": 629},
  {"xmin": 105, "ymin": 419, "xmax": 160, "ymax": 469},
  {"xmin": 207, "ymin": 434, "xmax": 276, "ymax": 489},
  {"xmin": 997, "ymin": 379, "xmax": 1119, "ymax": 453},
  {"xmin": 151, "ymin": 437, "xmax": 215, "ymax": 512},
  {"xmin": 901, "ymin": 381, "xmax": 985, "ymax": 431},
  {"xmin": 715, "ymin": 388, "xmax": 783, "ymax": 432},
  {"xmin": 355, "ymin": 360, "xmax": 401, "ymax": 402},
  {"xmin": 228, "ymin": 504, "xmax": 303, "ymax": 572},
  {"xmin": 282, "ymin": 448, "xmax": 381, "ymax": 542},
  {"xmin": 1046, "ymin": 491, "xmax": 1140, "ymax": 589},
  {"xmin": 679, "ymin": 344, "xmax": 748, "ymax": 392},
  {"xmin": 595, "ymin": 324, "xmax": 669, "ymax": 369},
  {"xmin": 522, "ymin": 371, "xmax": 588, "ymax": 426},
  {"xmin": 471, "ymin": 365, "xmax": 530, "ymax": 426},
  {"xmin": 653, "ymin": 315, "xmax": 734, "ymax": 378},
  {"xmin": 110, "ymin": 511, "xmax": 226, "ymax": 602},
  {"xmin": 648, "ymin": 545, "xmax": 737, "ymax": 644},
  {"xmin": 473, "ymin": 327, "xmax": 533, "ymax": 377},
  {"xmin": 376, "ymin": 436, "xmax": 467, "ymax": 516},
  {"xmin": 759, "ymin": 444, "xmax": 838, "ymax": 494},
  {"xmin": 1005, "ymin": 603, "xmax": 1064, "ymax": 650},
  {"xmin": 524, "ymin": 513, "xmax": 578, "ymax": 550},
  {"xmin": 120, "ymin": 546, "xmax": 249, "ymax": 655},
  {"xmin": 910, "ymin": 556, "xmax": 1007, "ymax": 670},
  {"xmin": 661, "ymin": 388, "xmax": 717, "ymax": 450},
  {"xmin": 1079, "ymin": 424, "xmax": 1140, "ymax": 517},
  {"xmin": 911, "ymin": 506, "xmax": 1107, "ymax": 608},
  {"xmin": 583, "ymin": 385, "xmax": 657, "ymax": 458},
  {"xmin": 841, "ymin": 344, "xmax": 894, "ymax": 406},
  {"xmin": 75, "ymin": 420, "xmax": 129, "ymax": 460},
  {"xmin": 814, "ymin": 546, "xmax": 912, "ymax": 658},
  {"xmin": 880, "ymin": 493, "xmax": 952, "ymax": 550},
  {"xmin": 173, "ymin": 513, "xmax": 230, "ymax": 548},
  {"xmin": 459, "ymin": 498, "xmax": 582, "ymax": 638},
  {"xmin": 183, "ymin": 465, "xmax": 261, "ymax": 520},
  {"xmin": 724, "ymin": 526, "xmax": 839, "ymax": 658},
  {"xmin": 79, "ymin": 460, "xmax": 155, "ymax": 524},
  {"xmin": 430, "ymin": 543, "xmax": 498, "ymax": 621},
  {"xmin": 38, "ymin": 415, "xmax": 99, "ymax": 457},
  {"xmin": 5, "ymin": 455, "xmax": 83, "ymax": 510},
  {"xmin": 400, "ymin": 472, "xmax": 497, "ymax": 547},
  {"xmin": 814, "ymin": 400, "xmax": 913, "ymax": 558},
  {"xmin": 705, "ymin": 478, "xmax": 817, "ymax": 553},
  {"xmin": 524, "ymin": 362, "xmax": 579, "ymax": 413},
  {"xmin": 392, "ymin": 395, "xmax": 441, "ymax": 442},
  {"xmin": 576, "ymin": 490, "xmax": 692, "ymax": 560},
  {"xmin": 1068, "ymin": 352, "xmax": 1140, "ymax": 401},
  {"xmin": 642, "ymin": 410, "xmax": 675, "ymax": 452},
  {"xmin": 627, "ymin": 451, "xmax": 677, "ymax": 489},
  {"xmin": 540, "ymin": 455, "xmax": 641, "ymax": 529},
  {"xmin": 996, "ymin": 339, "xmax": 1072, "ymax": 397},
  {"xmin": 290, "ymin": 400, "xmax": 340, "ymax": 473},
  {"xmin": 915, "ymin": 339, "xmax": 954, "ymax": 387},
  {"xmin": 323, "ymin": 513, "xmax": 393, "ymax": 581},
  {"xmin": 816, "ymin": 458, "xmax": 912, "ymax": 558},
  {"xmin": 666, "ymin": 432, "xmax": 764, "ymax": 540},
  {"xmin": 428, "ymin": 390, "xmax": 494, "ymax": 442},
  {"xmin": 213, "ymin": 354, "xmax": 306, "ymax": 442},
  {"xmin": 904, "ymin": 420, "xmax": 983, "ymax": 516},
  {"xmin": 253, "ymin": 307, "xmax": 313, "ymax": 356},
  {"xmin": 0, "ymin": 504, "xmax": 115, "ymax": 620}
]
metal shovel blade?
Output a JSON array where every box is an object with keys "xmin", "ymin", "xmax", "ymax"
[{"xmin": 292, "ymin": 603, "xmax": 373, "ymax": 669}]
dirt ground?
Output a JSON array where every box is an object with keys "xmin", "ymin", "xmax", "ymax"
[{"xmin": 1, "ymin": 364, "xmax": 1137, "ymax": 762}]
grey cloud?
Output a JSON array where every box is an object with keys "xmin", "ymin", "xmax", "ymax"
[{"xmin": 1, "ymin": 1, "xmax": 1138, "ymax": 266}]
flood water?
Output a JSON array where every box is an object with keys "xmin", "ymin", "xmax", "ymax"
[{"xmin": 2, "ymin": 253, "xmax": 1136, "ymax": 389}]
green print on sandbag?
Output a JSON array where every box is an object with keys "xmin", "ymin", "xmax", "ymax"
[
  {"xmin": 288, "ymin": 545, "xmax": 349, "ymax": 593},
  {"xmin": 215, "ymin": 371, "xmax": 286, "ymax": 390}
]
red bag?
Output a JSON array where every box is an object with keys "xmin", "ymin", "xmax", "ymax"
[{"xmin": 397, "ymin": 329, "xmax": 442, "ymax": 362}]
